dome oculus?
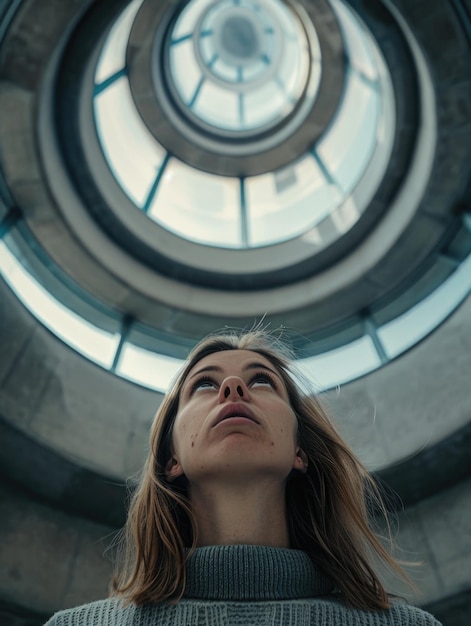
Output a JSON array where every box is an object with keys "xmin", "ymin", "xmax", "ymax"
[{"xmin": 166, "ymin": 0, "xmax": 316, "ymax": 134}]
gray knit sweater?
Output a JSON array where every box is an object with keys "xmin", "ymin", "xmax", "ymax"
[{"xmin": 45, "ymin": 545, "xmax": 441, "ymax": 625}]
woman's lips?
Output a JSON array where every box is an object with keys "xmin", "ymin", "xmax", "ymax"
[
  {"xmin": 214, "ymin": 416, "xmax": 258, "ymax": 427},
  {"xmin": 212, "ymin": 403, "xmax": 259, "ymax": 427}
]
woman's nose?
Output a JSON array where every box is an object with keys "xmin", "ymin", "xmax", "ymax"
[{"xmin": 218, "ymin": 377, "xmax": 249, "ymax": 402}]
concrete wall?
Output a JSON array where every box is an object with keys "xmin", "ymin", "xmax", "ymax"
[{"xmin": 1, "ymin": 278, "xmax": 470, "ymax": 624}]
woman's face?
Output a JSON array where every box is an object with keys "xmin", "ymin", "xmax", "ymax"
[{"xmin": 166, "ymin": 350, "xmax": 307, "ymax": 487}]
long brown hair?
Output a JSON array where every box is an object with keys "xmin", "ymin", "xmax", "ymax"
[{"xmin": 111, "ymin": 329, "xmax": 411, "ymax": 609}]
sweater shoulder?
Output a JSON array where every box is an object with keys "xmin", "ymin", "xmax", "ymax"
[
  {"xmin": 389, "ymin": 601, "xmax": 442, "ymax": 625},
  {"xmin": 44, "ymin": 598, "xmax": 134, "ymax": 626},
  {"xmin": 308, "ymin": 597, "xmax": 442, "ymax": 625},
  {"xmin": 43, "ymin": 596, "xmax": 442, "ymax": 626}
]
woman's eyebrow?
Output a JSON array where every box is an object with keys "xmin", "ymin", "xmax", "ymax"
[
  {"xmin": 187, "ymin": 362, "xmax": 279, "ymax": 382},
  {"xmin": 244, "ymin": 362, "xmax": 280, "ymax": 378},
  {"xmin": 187, "ymin": 365, "xmax": 223, "ymax": 381}
]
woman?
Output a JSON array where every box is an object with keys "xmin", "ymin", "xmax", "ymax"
[{"xmin": 46, "ymin": 330, "xmax": 441, "ymax": 625}]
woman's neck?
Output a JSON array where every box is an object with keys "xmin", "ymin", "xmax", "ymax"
[{"xmin": 189, "ymin": 480, "xmax": 290, "ymax": 547}]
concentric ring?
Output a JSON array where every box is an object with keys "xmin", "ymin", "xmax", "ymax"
[{"xmin": 165, "ymin": 0, "xmax": 317, "ymax": 136}]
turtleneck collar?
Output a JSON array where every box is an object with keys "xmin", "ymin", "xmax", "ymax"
[{"xmin": 183, "ymin": 545, "xmax": 334, "ymax": 601}]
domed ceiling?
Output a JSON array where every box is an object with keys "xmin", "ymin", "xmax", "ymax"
[
  {"xmin": 0, "ymin": 0, "xmax": 470, "ymax": 392},
  {"xmin": 0, "ymin": 3, "xmax": 471, "ymax": 623}
]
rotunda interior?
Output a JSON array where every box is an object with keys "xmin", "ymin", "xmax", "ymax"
[{"xmin": 0, "ymin": 0, "xmax": 470, "ymax": 624}]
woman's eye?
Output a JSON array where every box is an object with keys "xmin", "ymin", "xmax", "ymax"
[
  {"xmin": 197, "ymin": 381, "xmax": 215, "ymax": 390},
  {"xmin": 250, "ymin": 374, "xmax": 276, "ymax": 388},
  {"xmin": 191, "ymin": 377, "xmax": 217, "ymax": 393}
]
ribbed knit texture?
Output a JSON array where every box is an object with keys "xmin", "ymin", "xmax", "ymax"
[
  {"xmin": 45, "ymin": 545, "xmax": 442, "ymax": 625},
  {"xmin": 184, "ymin": 545, "xmax": 333, "ymax": 600}
]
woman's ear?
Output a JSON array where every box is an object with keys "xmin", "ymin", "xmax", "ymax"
[
  {"xmin": 165, "ymin": 456, "xmax": 184, "ymax": 482},
  {"xmin": 293, "ymin": 447, "xmax": 308, "ymax": 473}
]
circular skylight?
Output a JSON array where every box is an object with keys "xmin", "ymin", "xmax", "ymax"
[
  {"xmin": 93, "ymin": 0, "xmax": 394, "ymax": 250},
  {"xmin": 166, "ymin": 0, "xmax": 317, "ymax": 134}
]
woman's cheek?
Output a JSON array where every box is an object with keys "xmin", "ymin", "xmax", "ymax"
[{"xmin": 190, "ymin": 430, "xmax": 200, "ymax": 448}]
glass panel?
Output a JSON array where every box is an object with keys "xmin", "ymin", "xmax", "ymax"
[
  {"xmin": 171, "ymin": 0, "xmax": 214, "ymax": 39},
  {"xmin": 192, "ymin": 82, "xmax": 240, "ymax": 128},
  {"xmin": 330, "ymin": 197, "xmax": 361, "ymax": 235},
  {"xmin": 117, "ymin": 343, "xmax": 183, "ymax": 391},
  {"xmin": 277, "ymin": 35, "xmax": 312, "ymax": 97},
  {"xmin": 246, "ymin": 154, "xmax": 342, "ymax": 246},
  {"xmin": 378, "ymin": 256, "xmax": 471, "ymax": 358},
  {"xmin": 95, "ymin": 0, "xmax": 143, "ymax": 84},
  {"xmin": 0, "ymin": 242, "xmax": 120, "ymax": 368},
  {"xmin": 94, "ymin": 77, "xmax": 167, "ymax": 207},
  {"xmin": 331, "ymin": 0, "xmax": 377, "ymax": 81},
  {"xmin": 207, "ymin": 56, "xmax": 239, "ymax": 83},
  {"xmin": 243, "ymin": 80, "xmax": 292, "ymax": 128},
  {"xmin": 299, "ymin": 335, "xmax": 381, "ymax": 390},
  {"xmin": 147, "ymin": 160, "xmax": 242, "ymax": 247},
  {"xmin": 169, "ymin": 39, "xmax": 204, "ymax": 105},
  {"xmin": 317, "ymin": 69, "xmax": 379, "ymax": 194}
]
